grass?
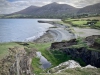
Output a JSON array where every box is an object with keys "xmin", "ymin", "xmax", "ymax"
[
  {"xmin": 31, "ymin": 57, "xmax": 44, "ymax": 74},
  {"xmin": 63, "ymin": 17, "xmax": 100, "ymax": 29},
  {"xmin": 0, "ymin": 40, "xmax": 100, "ymax": 75},
  {"xmin": 95, "ymin": 38, "xmax": 100, "ymax": 44},
  {"xmin": 26, "ymin": 43, "xmax": 51, "ymax": 57},
  {"xmin": 39, "ymin": 68, "xmax": 100, "ymax": 75},
  {"xmin": 92, "ymin": 21, "xmax": 100, "ymax": 29},
  {"xmin": 0, "ymin": 42, "xmax": 51, "ymax": 74},
  {"xmin": 0, "ymin": 42, "xmax": 21, "ymax": 60},
  {"xmin": 25, "ymin": 42, "xmax": 86, "ymax": 74},
  {"xmin": 72, "ymin": 21, "xmax": 87, "ymax": 25},
  {"xmin": 49, "ymin": 50, "xmax": 71, "ymax": 66},
  {"xmin": 27, "ymin": 42, "xmax": 85, "ymax": 67},
  {"xmin": 64, "ymin": 20, "xmax": 88, "ymax": 27},
  {"xmin": 26, "ymin": 42, "xmax": 68, "ymax": 66}
]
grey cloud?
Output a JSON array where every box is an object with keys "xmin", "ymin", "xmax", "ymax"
[
  {"xmin": 52, "ymin": 0, "xmax": 66, "ymax": 2},
  {"xmin": 72, "ymin": 0, "xmax": 100, "ymax": 7},
  {"xmin": 0, "ymin": 0, "xmax": 100, "ymax": 14},
  {"xmin": 0, "ymin": 0, "xmax": 31, "ymax": 14}
]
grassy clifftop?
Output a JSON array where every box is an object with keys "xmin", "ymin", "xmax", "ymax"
[{"xmin": 0, "ymin": 35, "xmax": 100, "ymax": 75}]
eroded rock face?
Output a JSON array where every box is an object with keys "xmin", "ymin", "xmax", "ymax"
[
  {"xmin": 85, "ymin": 35, "xmax": 100, "ymax": 45},
  {"xmin": 0, "ymin": 46, "xmax": 36, "ymax": 75},
  {"xmin": 50, "ymin": 39, "xmax": 77, "ymax": 49},
  {"xmin": 50, "ymin": 35, "xmax": 100, "ymax": 68},
  {"xmin": 63, "ymin": 47, "xmax": 100, "ymax": 68}
]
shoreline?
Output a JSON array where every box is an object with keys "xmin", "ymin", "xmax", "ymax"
[
  {"xmin": 33, "ymin": 30, "xmax": 55, "ymax": 43},
  {"xmin": 33, "ymin": 21, "xmax": 75, "ymax": 43},
  {"xmin": 35, "ymin": 20, "xmax": 100, "ymax": 43}
]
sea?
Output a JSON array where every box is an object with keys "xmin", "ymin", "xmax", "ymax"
[{"xmin": 0, "ymin": 19, "xmax": 60, "ymax": 43}]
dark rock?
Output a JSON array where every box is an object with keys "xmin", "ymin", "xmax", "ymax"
[
  {"xmin": 50, "ymin": 39, "xmax": 77, "ymax": 49},
  {"xmin": 50, "ymin": 35, "xmax": 100, "ymax": 68},
  {"xmin": 62, "ymin": 47, "xmax": 100, "ymax": 68}
]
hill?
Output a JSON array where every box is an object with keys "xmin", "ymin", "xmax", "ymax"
[
  {"xmin": 9, "ymin": 2, "xmax": 79, "ymax": 18},
  {"xmin": 3, "ymin": 2, "xmax": 100, "ymax": 18},
  {"xmin": 78, "ymin": 3, "xmax": 100, "ymax": 14},
  {"xmin": 12, "ymin": 6, "xmax": 39, "ymax": 15}
]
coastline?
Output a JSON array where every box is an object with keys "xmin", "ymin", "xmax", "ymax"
[
  {"xmin": 34, "ymin": 30, "xmax": 55, "ymax": 43},
  {"xmin": 35, "ymin": 20, "xmax": 100, "ymax": 43},
  {"xmin": 34, "ymin": 21, "xmax": 75, "ymax": 43}
]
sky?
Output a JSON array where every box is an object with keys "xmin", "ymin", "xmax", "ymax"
[{"xmin": 0, "ymin": 0, "xmax": 100, "ymax": 14}]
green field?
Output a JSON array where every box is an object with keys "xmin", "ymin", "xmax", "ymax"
[{"xmin": 63, "ymin": 17, "xmax": 100, "ymax": 29}]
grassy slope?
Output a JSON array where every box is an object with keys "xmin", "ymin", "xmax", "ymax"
[
  {"xmin": 0, "ymin": 41, "xmax": 100, "ymax": 75},
  {"xmin": 27, "ymin": 43, "xmax": 77, "ymax": 65},
  {"xmin": 0, "ymin": 42, "xmax": 21, "ymax": 60},
  {"xmin": 42, "ymin": 68, "xmax": 100, "ymax": 75},
  {"xmin": 0, "ymin": 42, "xmax": 52, "ymax": 74}
]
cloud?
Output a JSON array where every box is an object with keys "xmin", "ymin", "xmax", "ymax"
[
  {"xmin": 0, "ymin": 0, "xmax": 100, "ymax": 14},
  {"xmin": 71, "ymin": 0, "xmax": 100, "ymax": 7},
  {"xmin": 0, "ymin": 0, "xmax": 31, "ymax": 14}
]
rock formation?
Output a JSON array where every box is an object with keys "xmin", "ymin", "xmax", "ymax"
[{"xmin": 50, "ymin": 35, "xmax": 100, "ymax": 68}]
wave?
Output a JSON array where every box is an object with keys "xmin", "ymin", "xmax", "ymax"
[{"xmin": 25, "ymin": 31, "xmax": 46, "ymax": 42}]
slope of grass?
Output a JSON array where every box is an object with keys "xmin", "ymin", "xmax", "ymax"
[
  {"xmin": 40, "ymin": 68, "xmax": 100, "ymax": 75},
  {"xmin": 0, "ymin": 42, "xmax": 21, "ymax": 60},
  {"xmin": 31, "ymin": 57, "xmax": 44, "ymax": 74},
  {"xmin": 92, "ymin": 21, "xmax": 100, "ymax": 29},
  {"xmin": 95, "ymin": 38, "xmax": 100, "ymax": 44}
]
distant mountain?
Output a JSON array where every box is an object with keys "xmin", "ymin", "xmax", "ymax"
[
  {"xmin": 6, "ymin": 2, "xmax": 100, "ymax": 18},
  {"xmin": 11, "ymin": 2, "xmax": 79, "ymax": 17},
  {"xmin": 32, "ymin": 2, "xmax": 78, "ymax": 15},
  {"xmin": 13, "ymin": 6, "xmax": 39, "ymax": 15},
  {"xmin": 78, "ymin": 3, "xmax": 100, "ymax": 14}
]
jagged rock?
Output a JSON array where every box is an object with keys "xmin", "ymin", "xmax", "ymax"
[
  {"xmin": 83, "ymin": 65, "xmax": 97, "ymax": 69},
  {"xmin": 49, "ymin": 60, "xmax": 81, "ymax": 73},
  {"xmin": 49, "ymin": 60, "xmax": 97, "ymax": 73}
]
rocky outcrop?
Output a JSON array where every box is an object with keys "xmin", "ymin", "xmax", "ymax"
[
  {"xmin": 49, "ymin": 60, "xmax": 96, "ymax": 73},
  {"xmin": 49, "ymin": 60, "xmax": 81, "ymax": 73},
  {"xmin": 62, "ymin": 47, "xmax": 100, "ymax": 68},
  {"xmin": 0, "ymin": 46, "xmax": 36, "ymax": 75},
  {"xmin": 50, "ymin": 39, "xmax": 77, "ymax": 49},
  {"xmin": 50, "ymin": 35, "xmax": 100, "ymax": 68},
  {"xmin": 85, "ymin": 35, "xmax": 100, "ymax": 45}
]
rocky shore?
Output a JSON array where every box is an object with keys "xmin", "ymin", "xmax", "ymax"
[
  {"xmin": 35, "ymin": 20, "xmax": 100, "ymax": 43},
  {"xmin": 34, "ymin": 20, "xmax": 75, "ymax": 43}
]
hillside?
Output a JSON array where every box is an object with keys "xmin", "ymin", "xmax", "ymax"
[
  {"xmin": 2, "ymin": 2, "xmax": 100, "ymax": 18},
  {"xmin": 32, "ymin": 2, "xmax": 78, "ymax": 15},
  {"xmin": 78, "ymin": 3, "xmax": 100, "ymax": 14},
  {"xmin": 6, "ymin": 2, "xmax": 79, "ymax": 18},
  {"xmin": 13, "ymin": 6, "xmax": 39, "ymax": 15}
]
